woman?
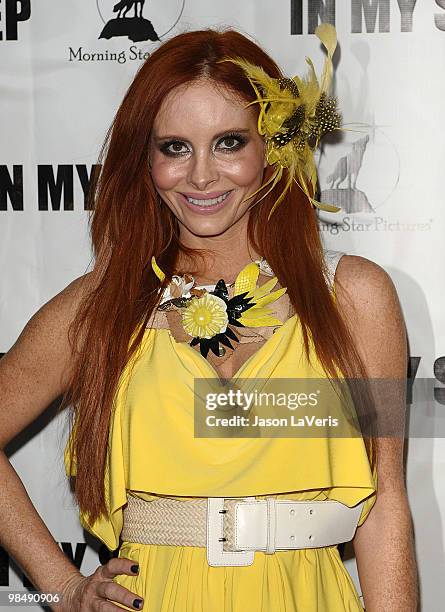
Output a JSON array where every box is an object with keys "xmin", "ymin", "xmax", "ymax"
[{"xmin": 0, "ymin": 25, "xmax": 418, "ymax": 612}]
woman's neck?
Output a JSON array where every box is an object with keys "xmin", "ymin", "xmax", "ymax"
[
  {"xmin": 174, "ymin": 226, "xmax": 262, "ymax": 285},
  {"xmin": 176, "ymin": 252, "xmax": 263, "ymax": 286}
]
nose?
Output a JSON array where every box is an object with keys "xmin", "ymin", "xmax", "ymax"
[{"xmin": 187, "ymin": 149, "xmax": 219, "ymax": 191}]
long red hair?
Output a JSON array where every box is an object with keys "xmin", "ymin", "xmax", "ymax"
[{"xmin": 61, "ymin": 28, "xmax": 376, "ymax": 528}]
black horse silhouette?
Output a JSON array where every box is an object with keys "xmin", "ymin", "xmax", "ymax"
[
  {"xmin": 113, "ymin": 0, "xmax": 146, "ymax": 19},
  {"xmin": 100, "ymin": 0, "xmax": 159, "ymax": 43}
]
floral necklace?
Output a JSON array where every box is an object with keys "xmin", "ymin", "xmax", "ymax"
[{"xmin": 151, "ymin": 256, "xmax": 287, "ymax": 360}]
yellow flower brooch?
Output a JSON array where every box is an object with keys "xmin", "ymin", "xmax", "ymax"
[
  {"xmin": 182, "ymin": 293, "xmax": 229, "ymax": 339},
  {"xmin": 151, "ymin": 256, "xmax": 287, "ymax": 359}
]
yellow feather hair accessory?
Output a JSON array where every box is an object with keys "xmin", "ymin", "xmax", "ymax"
[{"xmin": 219, "ymin": 23, "xmax": 342, "ymax": 219}]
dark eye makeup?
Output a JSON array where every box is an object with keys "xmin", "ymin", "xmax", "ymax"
[{"xmin": 158, "ymin": 132, "xmax": 248, "ymax": 157}]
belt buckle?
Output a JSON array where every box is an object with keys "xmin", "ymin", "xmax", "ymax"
[{"xmin": 206, "ymin": 497, "xmax": 255, "ymax": 567}]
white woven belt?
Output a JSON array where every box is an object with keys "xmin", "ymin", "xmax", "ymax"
[{"xmin": 121, "ymin": 495, "xmax": 364, "ymax": 566}]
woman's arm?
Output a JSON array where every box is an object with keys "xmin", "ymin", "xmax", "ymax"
[
  {"xmin": 1, "ymin": 274, "xmax": 150, "ymax": 611},
  {"xmin": 335, "ymin": 255, "xmax": 419, "ymax": 611},
  {"xmin": 0, "ymin": 275, "xmax": 104, "ymax": 609},
  {"xmin": 0, "ymin": 276, "xmax": 90, "ymax": 606}
]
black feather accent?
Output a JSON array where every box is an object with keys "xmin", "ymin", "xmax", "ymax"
[
  {"xmin": 227, "ymin": 291, "xmax": 251, "ymax": 305},
  {"xmin": 307, "ymin": 93, "xmax": 342, "ymax": 148},
  {"xmin": 209, "ymin": 337, "xmax": 221, "ymax": 357},
  {"xmin": 213, "ymin": 279, "xmax": 229, "ymax": 301},
  {"xmin": 271, "ymin": 105, "xmax": 306, "ymax": 149},
  {"xmin": 278, "ymin": 77, "xmax": 300, "ymax": 98},
  {"xmin": 219, "ymin": 335, "xmax": 235, "ymax": 350},
  {"xmin": 282, "ymin": 105, "xmax": 306, "ymax": 130},
  {"xmin": 224, "ymin": 326, "xmax": 240, "ymax": 341},
  {"xmin": 229, "ymin": 319, "xmax": 248, "ymax": 328}
]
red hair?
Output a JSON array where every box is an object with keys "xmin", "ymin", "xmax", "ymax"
[{"xmin": 61, "ymin": 28, "xmax": 376, "ymax": 528}]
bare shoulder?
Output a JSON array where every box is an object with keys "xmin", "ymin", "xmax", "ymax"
[
  {"xmin": 0, "ymin": 272, "xmax": 98, "ymax": 448},
  {"xmin": 3, "ymin": 270, "xmax": 98, "ymax": 369},
  {"xmin": 28, "ymin": 271, "xmax": 96, "ymax": 332},
  {"xmin": 335, "ymin": 254, "xmax": 398, "ymax": 308},
  {"xmin": 334, "ymin": 254, "xmax": 407, "ymax": 378}
]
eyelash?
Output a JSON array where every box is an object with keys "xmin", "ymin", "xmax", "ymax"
[{"xmin": 159, "ymin": 133, "xmax": 247, "ymax": 157}]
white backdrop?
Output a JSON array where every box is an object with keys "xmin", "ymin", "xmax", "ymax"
[{"xmin": 0, "ymin": 1, "xmax": 444, "ymax": 610}]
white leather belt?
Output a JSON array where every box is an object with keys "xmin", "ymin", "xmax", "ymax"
[{"xmin": 121, "ymin": 495, "xmax": 364, "ymax": 567}]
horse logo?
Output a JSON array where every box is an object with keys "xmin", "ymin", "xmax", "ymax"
[
  {"xmin": 326, "ymin": 135, "xmax": 370, "ymax": 191},
  {"xmin": 114, "ymin": 0, "xmax": 146, "ymax": 19},
  {"xmin": 97, "ymin": 0, "xmax": 185, "ymax": 43},
  {"xmin": 319, "ymin": 134, "xmax": 375, "ymax": 214}
]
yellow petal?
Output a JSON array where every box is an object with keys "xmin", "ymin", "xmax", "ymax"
[
  {"xmin": 151, "ymin": 256, "xmax": 165, "ymax": 282},
  {"xmin": 249, "ymin": 277, "xmax": 279, "ymax": 300},
  {"xmin": 234, "ymin": 262, "xmax": 259, "ymax": 297},
  {"xmin": 253, "ymin": 287, "xmax": 287, "ymax": 308},
  {"xmin": 239, "ymin": 306, "xmax": 275, "ymax": 319},
  {"xmin": 239, "ymin": 314, "xmax": 284, "ymax": 327}
]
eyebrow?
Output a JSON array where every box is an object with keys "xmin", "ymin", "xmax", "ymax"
[{"xmin": 153, "ymin": 128, "xmax": 252, "ymax": 142}]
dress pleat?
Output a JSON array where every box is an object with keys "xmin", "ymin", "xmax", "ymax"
[{"xmin": 112, "ymin": 544, "xmax": 365, "ymax": 611}]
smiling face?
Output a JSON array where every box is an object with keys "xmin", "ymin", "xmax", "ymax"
[{"xmin": 149, "ymin": 79, "xmax": 267, "ymax": 242}]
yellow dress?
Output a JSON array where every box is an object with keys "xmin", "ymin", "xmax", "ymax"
[{"xmin": 64, "ymin": 256, "xmax": 377, "ymax": 612}]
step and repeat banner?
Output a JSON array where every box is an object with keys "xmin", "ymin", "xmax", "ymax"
[{"xmin": 1, "ymin": 1, "xmax": 444, "ymax": 609}]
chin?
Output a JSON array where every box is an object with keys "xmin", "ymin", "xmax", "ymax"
[
  {"xmin": 173, "ymin": 202, "xmax": 248, "ymax": 236},
  {"xmin": 180, "ymin": 218, "xmax": 237, "ymax": 238}
]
